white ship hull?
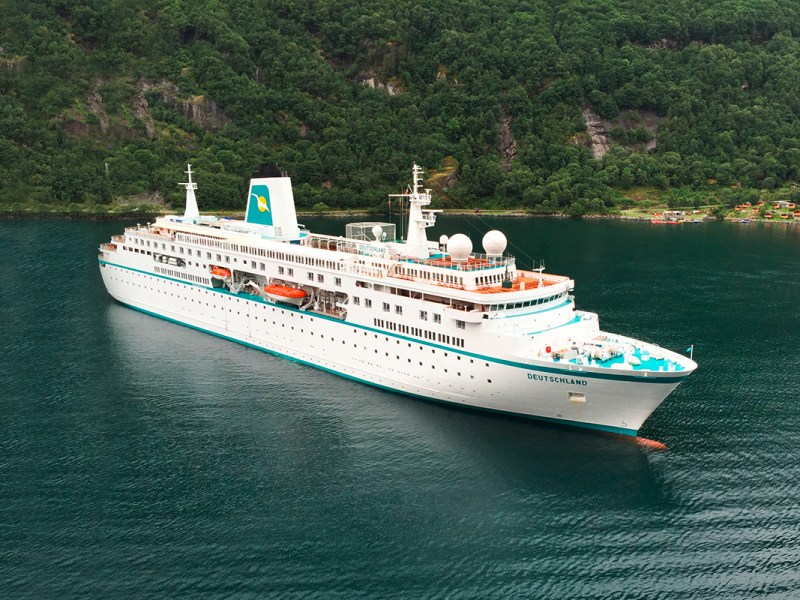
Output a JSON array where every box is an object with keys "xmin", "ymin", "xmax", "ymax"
[
  {"xmin": 100, "ymin": 260, "xmax": 688, "ymax": 436},
  {"xmin": 98, "ymin": 164, "xmax": 695, "ymax": 436}
]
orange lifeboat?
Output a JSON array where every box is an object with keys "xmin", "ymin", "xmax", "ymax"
[
  {"xmin": 210, "ymin": 266, "xmax": 232, "ymax": 278},
  {"xmin": 264, "ymin": 284, "xmax": 307, "ymax": 306}
]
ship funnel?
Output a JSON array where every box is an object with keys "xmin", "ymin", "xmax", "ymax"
[{"xmin": 245, "ymin": 174, "xmax": 300, "ymax": 239}]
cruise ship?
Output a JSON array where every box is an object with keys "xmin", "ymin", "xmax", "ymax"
[{"xmin": 98, "ymin": 165, "xmax": 697, "ymax": 436}]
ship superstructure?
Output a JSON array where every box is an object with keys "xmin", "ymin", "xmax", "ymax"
[{"xmin": 98, "ymin": 165, "xmax": 696, "ymax": 435}]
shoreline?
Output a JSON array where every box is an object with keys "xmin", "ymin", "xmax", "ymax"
[{"xmin": 1, "ymin": 206, "xmax": 798, "ymax": 225}]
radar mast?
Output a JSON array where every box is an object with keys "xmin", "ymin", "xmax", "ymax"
[{"xmin": 389, "ymin": 164, "xmax": 441, "ymax": 259}]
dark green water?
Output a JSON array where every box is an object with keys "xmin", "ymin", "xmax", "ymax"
[{"xmin": 2, "ymin": 218, "xmax": 799, "ymax": 598}]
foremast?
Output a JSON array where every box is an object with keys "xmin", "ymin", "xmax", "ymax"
[
  {"xmin": 180, "ymin": 164, "xmax": 200, "ymax": 224},
  {"xmin": 390, "ymin": 164, "xmax": 441, "ymax": 259}
]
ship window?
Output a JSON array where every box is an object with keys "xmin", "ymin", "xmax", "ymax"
[
  {"xmin": 433, "ymin": 314, "xmax": 441, "ymax": 324},
  {"xmin": 308, "ymin": 273, "xmax": 314, "ymax": 281},
  {"xmin": 335, "ymin": 277, "xmax": 342, "ymax": 287},
  {"xmin": 353, "ymin": 297, "xmax": 360, "ymax": 306},
  {"xmin": 317, "ymin": 274, "xmax": 324, "ymax": 283},
  {"xmin": 383, "ymin": 303, "xmax": 390, "ymax": 312},
  {"xmin": 419, "ymin": 310, "xmax": 427, "ymax": 320},
  {"xmin": 395, "ymin": 306, "xmax": 402, "ymax": 315},
  {"xmin": 365, "ymin": 299, "xmax": 372, "ymax": 308},
  {"xmin": 279, "ymin": 267, "xmax": 285, "ymax": 275},
  {"xmin": 288, "ymin": 268, "xmax": 293, "ymax": 276},
  {"xmin": 456, "ymin": 320, "xmax": 465, "ymax": 329}
]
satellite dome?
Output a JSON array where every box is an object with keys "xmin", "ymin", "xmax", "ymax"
[
  {"xmin": 447, "ymin": 233, "xmax": 473, "ymax": 262},
  {"xmin": 482, "ymin": 230, "xmax": 507, "ymax": 257},
  {"xmin": 439, "ymin": 234, "xmax": 449, "ymax": 245},
  {"xmin": 371, "ymin": 225, "xmax": 383, "ymax": 240}
]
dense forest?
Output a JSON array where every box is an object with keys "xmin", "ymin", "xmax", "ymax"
[{"xmin": 2, "ymin": 0, "xmax": 800, "ymax": 214}]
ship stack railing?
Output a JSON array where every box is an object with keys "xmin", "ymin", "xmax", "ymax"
[
  {"xmin": 143, "ymin": 230, "xmax": 175, "ymax": 242},
  {"xmin": 303, "ymin": 233, "xmax": 391, "ymax": 259},
  {"xmin": 402, "ymin": 252, "xmax": 516, "ymax": 272}
]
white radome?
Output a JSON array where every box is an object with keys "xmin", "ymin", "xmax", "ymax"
[
  {"xmin": 371, "ymin": 225, "xmax": 383, "ymax": 240},
  {"xmin": 482, "ymin": 230, "xmax": 507, "ymax": 257},
  {"xmin": 447, "ymin": 233, "xmax": 472, "ymax": 261},
  {"xmin": 439, "ymin": 234, "xmax": 449, "ymax": 245}
]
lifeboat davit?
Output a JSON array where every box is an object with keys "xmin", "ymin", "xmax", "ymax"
[
  {"xmin": 264, "ymin": 284, "xmax": 306, "ymax": 306},
  {"xmin": 210, "ymin": 266, "xmax": 232, "ymax": 278}
]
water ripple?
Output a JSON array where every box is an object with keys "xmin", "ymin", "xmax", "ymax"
[{"xmin": 1, "ymin": 220, "xmax": 799, "ymax": 598}]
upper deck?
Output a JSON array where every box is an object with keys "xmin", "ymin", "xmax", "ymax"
[{"xmin": 116, "ymin": 163, "xmax": 576, "ymax": 312}]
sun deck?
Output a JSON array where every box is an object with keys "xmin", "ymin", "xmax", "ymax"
[
  {"xmin": 474, "ymin": 271, "xmax": 568, "ymax": 294},
  {"xmin": 546, "ymin": 336, "xmax": 690, "ymax": 373},
  {"xmin": 400, "ymin": 253, "xmax": 514, "ymax": 271}
]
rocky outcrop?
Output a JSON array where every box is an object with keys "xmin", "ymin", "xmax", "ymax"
[
  {"xmin": 61, "ymin": 85, "xmax": 127, "ymax": 139},
  {"xmin": 87, "ymin": 89, "xmax": 109, "ymax": 136},
  {"xmin": 425, "ymin": 156, "xmax": 459, "ymax": 197},
  {"xmin": 582, "ymin": 107, "xmax": 612, "ymax": 159},
  {"xmin": 147, "ymin": 79, "xmax": 231, "ymax": 131},
  {"xmin": 498, "ymin": 109, "xmax": 517, "ymax": 171},
  {"xmin": 359, "ymin": 72, "xmax": 402, "ymax": 95},
  {"xmin": 435, "ymin": 64, "xmax": 459, "ymax": 85},
  {"xmin": 133, "ymin": 81, "xmax": 156, "ymax": 139},
  {"xmin": 0, "ymin": 51, "xmax": 26, "ymax": 71},
  {"xmin": 581, "ymin": 107, "xmax": 663, "ymax": 158},
  {"xmin": 629, "ymin": 109, "xmax": 661, "ymax": 152},
  {"xmin": 646, "ymin": 39, "xmax": 681, "ymax": 50},
  {"xmin": 63, "ymin": 78, "xmax": 231, "ymax": 140}
]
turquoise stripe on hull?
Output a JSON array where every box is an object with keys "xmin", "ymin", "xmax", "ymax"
[
  {"xmin": 99, "ymin": 258, "xmax": 687, "ymax": 386},
  {"xmin": 112, "ymin": 298, "xmax": 640, "ymax": 437}
]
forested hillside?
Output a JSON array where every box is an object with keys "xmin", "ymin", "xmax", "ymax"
[{"xmin": 2, "ymin": 0, "xmax": 800, "ymax": 214}]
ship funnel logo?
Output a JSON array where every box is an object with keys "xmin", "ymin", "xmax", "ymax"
[
  {"xmin": 251, "ymin": 185, "xmax": 270, "ymax": 213},
  {"xmin": 246, "ymin": 184, "xmax": 273, "ymax": 225}
]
